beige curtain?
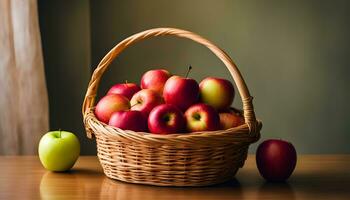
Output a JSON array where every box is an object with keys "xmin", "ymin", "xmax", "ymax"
[{"xmin": 0, "ymin": 0, "xmax": 49, "ymax": 155}]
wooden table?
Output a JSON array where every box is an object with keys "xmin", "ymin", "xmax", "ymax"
[{"xmin": 0, "ymin": 155, "xmax": 349, "ymax": 200}]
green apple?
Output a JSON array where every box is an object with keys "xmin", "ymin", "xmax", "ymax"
[{"xmin": 38, "ymin": 130, "xmax": 80, "ymax": 171}]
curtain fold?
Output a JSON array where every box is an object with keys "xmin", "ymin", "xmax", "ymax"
[{"xmin": 0, "ymin": 0, "xmax": 49, "ymax": 155}]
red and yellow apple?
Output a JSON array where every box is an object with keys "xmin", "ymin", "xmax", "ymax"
[
  {"xmin": 141, "ymin": 69, "xmax": 171, "ymax": 95},
  {"xmin": 148, "ymin": 104, "xmax": 185, "ymax": 134},
  {"xmin": 184, "ymin": 103, "xmax": 220, "ymax": 132},
  {"xmin": 199, "ymin": 77, "xmax": 235, "ymax": 110},
  {"xmin": 109, "ymin": 110, "xmax": 148, "ymax": 132},
  {"xmin": 219, "ymin": 110, "xmax": 244, "ymax": 129},
  {"xmin": 130, "ymin": 89, "xmax": 164, "ymax": 116},
  {"xmin": 95, "ymin": 94, "xmax": 130, "ymax": 123},
  {"xmin": 163, "ymin": 75, "xmax": 199, "ymax": 111},
  {"xmin": 107, "ymin": 82, "xmax": 141, "ymax": 100}
]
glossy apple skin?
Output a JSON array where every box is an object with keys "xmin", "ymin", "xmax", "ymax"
[
  {"xmin": 38, "ymin": 131, "xmax": 80, "ymax": 171},
  {"xmin": 95, "ymin": 94, "xmax": 130, "ymax": 123},
  {"xmin": 184, "ymin": 103, "xmax": 220, "ymax": 132},
  {"xmin": 109, "ymin": 110, "xmax": 148, "ymax": 132},
  {"xmin": 148, "ymin": 104, "xmax": 186, "ymax": 134},
  {"xmin": 130, "ymin": 89, "xmax": 164, "ymax": 116},
  {"xmin": 163, "ymin": 75, "xmax": 199, "ymax": 111},
  {"xmin": 199, "ymin": 77, "xmax": 235, "ymax": 110},
  {"xmin": 219, "ymin": 110, "xmax": 244, "ymax": 129},
  {"xmin": 107, "ymin": 83, "xmax": 141, "ymax": 100},
  {"xmin": 256, "ymin": 139, "xmax": 297, "ymax": 182},
  {"xmin": 141, "ymin": 69, "xmax": 171, "ymax": 95}
]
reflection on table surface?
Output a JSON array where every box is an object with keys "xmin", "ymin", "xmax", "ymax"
[
  {"xmin": 1, "ymin": 155, "xmax": 350, "ymax": 200},
  {"xmin": 40, "ymin": 171, "xmax": 291, "ymax": 200}
]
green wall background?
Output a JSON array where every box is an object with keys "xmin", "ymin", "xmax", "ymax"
[{"xmin": 39, "ymin": 0, "xmax": 350, "ymax": 154}]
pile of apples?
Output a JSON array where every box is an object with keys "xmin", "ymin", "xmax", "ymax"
[{"xmin": 95, "ymin": 67, "xmax": 244, "ymax": 134}]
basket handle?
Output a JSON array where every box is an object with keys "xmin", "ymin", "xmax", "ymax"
[{"xmin": 82, "ymin": 27, "xmax": 258, "ymax": 138}]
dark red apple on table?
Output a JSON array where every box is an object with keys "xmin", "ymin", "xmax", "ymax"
[
  {"xmin": 141, "ymin": 69, "xmax": 171, "ymax": 95},
  {"xmin": 95, "ymin": 94, "xmax": 130, "ymax": 123},
  {"xmin": 184, "ymin": 103, "xmax": 220, "ymax": 132},
  {"xmin": 163, "ymin": 73, "xmax": 199, "ymax": 111},
  {"xmin": 130, "ymin": 89, "xmax": 164, "ymax": 116},
  {"xmin": 219, "ymin": 110, "xmax": 244, "ymax": 129},
  {"xmin": 109, "ymin": 110, "xmax": 148, "ymax": 132},
  {"xmin": 256, "ymin": 139, "xmax": 297, "ymax": 182},
  {"xmin": 148, "ymin": 104, "xmax": 186, "ymax": 134},
  {"xmin": 199, "ymin": 77, "xmax": 235, "ymax": 110},
  {"xmin": 107, "ymin": 82, "xmax": 141, "ymax": 100}
]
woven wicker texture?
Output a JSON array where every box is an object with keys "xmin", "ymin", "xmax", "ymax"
[{"xmin": 82, "ymin": 28, "xmax": 262, "ymax": 186}]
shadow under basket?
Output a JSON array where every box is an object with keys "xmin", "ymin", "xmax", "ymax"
[{"xmin": 82, "ymin": 27, "xmax": 262, "ymax": 186}]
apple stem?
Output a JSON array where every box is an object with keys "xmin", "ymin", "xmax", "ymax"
[
  {"xmin": 130, "ymin": 102, "xmax": 139, "ymax": 108},
  {"xmin": 59, "ymin": 128, "xmax": 62, "ymax": 138},
  {"xmin": 125, "ymin": 80, "xmax": 128, "ymax": 84},
  {"xmin": 185, "ymin": 65, "xmax": 192, "ymax": 78}
]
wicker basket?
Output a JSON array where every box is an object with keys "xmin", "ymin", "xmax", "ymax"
[{"xmin": 82, "ymin": 27, "xmax": 262, "ymax": 186}]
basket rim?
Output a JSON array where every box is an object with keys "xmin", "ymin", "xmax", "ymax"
[{"xmin": 84, "ymin": 107, "xmax": 261, "ymax": 146}]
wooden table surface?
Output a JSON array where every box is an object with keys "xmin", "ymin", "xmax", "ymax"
[{"xmin": 0, "ymin": 155, "xmax": 349, "ymax": 200}]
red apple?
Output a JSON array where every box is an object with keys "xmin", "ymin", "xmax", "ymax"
[
  {"xmin": 130, "ymin": 89, "xmax": 164, "ymax": 116},
  {"xmin": 109, "ymin": 110, "xmax": 148, "ymax": 132},
  {"xmin": 199, "ymin": 77, "xmax": 235, "ymax": 110},
  {"xmin": 219, "ymin": 110, "xmax": 244, "ymax": 129},
  {"xmin": 148, "ymin": 104, "xmax": 185, "ymax": 134},
  {"xmin": 141, "ymin": 69, "xmax": 171, "ymax": 95},
  {"xmin": 184, "ymin": 103, "xmax": 220, "ymax": 132},
  {"xmin": 256, "ymin": 139, "xmax": 297, "ymax": 182},
  {"xmin": 163, "ymin": 75, "xmax": 199, "ymax": 111},
  {"xmin": 95, "ymin": 94, "xmax": 130, "ymax": 123},
  {"xmin": 107, "ymin": 82, "xmax": 141, "ymax": 100}
]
